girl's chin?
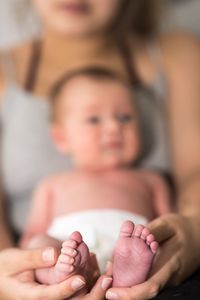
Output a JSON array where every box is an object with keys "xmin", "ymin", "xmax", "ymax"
[{"xmin": 49, "ymin": 21, "xmax": 96, "ymax": 37}]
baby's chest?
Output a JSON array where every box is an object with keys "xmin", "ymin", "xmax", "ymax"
[
  {"xmin": 52, "ymin": 180, "xmax": 119, "ymax": 204},
  {"xmin": 51, "ymin": 175, "xmax": 151, "ymax": 215}
]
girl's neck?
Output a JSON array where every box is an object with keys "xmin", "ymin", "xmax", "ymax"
[{"xmin": 41, "ymin": 29, "xmax": 110, "ymax": 61}]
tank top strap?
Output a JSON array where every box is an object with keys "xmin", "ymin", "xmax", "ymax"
[
  {"xmin": 118, "ymin": 39, "xmax": 165, "ymax": 90},
  {"xmin": 117, "ymin": 39, "xmax": 141, "ymax": 86},
  {"xmin": 146, "ymin": 41, "xmax": 167, "ymax": 98},
  {"xmin": 24, "ymin": 40, "xmax": 42, "ymax": 92},
  {"xmin": 147, "ymin": 41, "xmax": 164, "ymax": 75}
]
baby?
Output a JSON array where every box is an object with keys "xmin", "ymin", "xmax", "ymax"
[{"xmin": 21, "ymin": 68, "xmax": 171, "ymax": 291}]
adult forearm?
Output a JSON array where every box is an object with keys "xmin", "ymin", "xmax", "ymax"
[
  {"xmin": 0, "ymin": 181, "xmax": 14, "ymax": 249},
  {"xmin": 177, "ymin": 172, "xmax": 200, "ymax": 217},
  {"xmin": 0, "ymin": 191, "xmax": 13, "ymax": 249},
  {"xmin": 0, "ymin": 223, "xmax": 13, "ymax": 250}
]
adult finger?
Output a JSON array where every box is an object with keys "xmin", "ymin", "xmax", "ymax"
[
  {"xmin": 88, "ymin": 275, "xmax": 113, "ymax": 300},
  {"xmin": 36, "ymin": 276, "xmax": 111, "ymax": 300},
  {"xmin": 106, "ymin": 255, "xmax": 179, "ymax": 300},
  {"xmin": 147, "ymin": 215, "xmax": 175, "ymax": 242},
  {"xmin": 30, "ymin": 275, "xmax": 87, "ymax": 300},
  {"xmin": 105, "ymin": 261, "xmax": 113, "ymax": 276},
  {"xmin": 0, "ymin": 247, "xmax": 57, "ymax": 275}
]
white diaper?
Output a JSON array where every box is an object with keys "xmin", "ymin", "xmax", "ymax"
[{"xmin": 47, "ymin": 209, "xmax": 148, "ymax": 271}]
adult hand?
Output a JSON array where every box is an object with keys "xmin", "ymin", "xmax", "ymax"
[
  {"xmin": 0, "ymin": 247, "xmax": 88, "ymax": 300},
  {"xmin": 105, "ymin": 213, "xmax": 200, "ymax": 300},
  {"xmin": 76, "ymin": 275, "xmax": 113, "ymax": 299}
]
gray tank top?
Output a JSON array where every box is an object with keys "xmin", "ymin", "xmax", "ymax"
[
  {"xmin": 0, "ymin": 84, "xmax": 72, "ymax": 232},
  {"xmin": 137, "ymin": 72, "xmax": 171, "ymax": 171},
  {"xmin": 0, "ymin": 46, "xmax": 171, "ymax": 233}
]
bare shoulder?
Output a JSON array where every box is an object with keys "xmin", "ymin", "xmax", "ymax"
[
  {"xmin": 45, "ymin": 171, "xmax": 78, "ymax": 187},
  {"xmin": 159, "ymin": 31, "xmax": 200, "ymax": 57},
  {"xmin": 159, "ymin": 31, "xmax": 200, "ymax": 77},
  {"xmin": 137, "ymin": 169, "xmax": 167, "ymax": 185},
  {"xmin": 10, "ymin": 40, "xmax": 34, "ymax": 83},
  {"xmin": 40, "ymin": 172, "xmax": 69, "ymax": 185},
  {"xmin": 128, "ymin": 32, "xmax": 200, "ymax": 85},
  {"xmin": 10, "ymin": 39, "xmax": 33, "ymax": 62}
]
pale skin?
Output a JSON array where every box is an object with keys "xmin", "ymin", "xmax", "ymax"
[
  {"xmin": 20, "ymin": 79, "xmax": 171, "ymax": 290},
  {"xmin": 0, "ymin": 0, "xmax": 200, "ymax": 298}
]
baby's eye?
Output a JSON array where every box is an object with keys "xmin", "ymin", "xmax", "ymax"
[
  {"xmin": 117, "ymin": 114, "xmax": 133, "ymax": 123},
  {"xmin": 86, "ymin": 116, "xmax": 100, "ymax": 124}
]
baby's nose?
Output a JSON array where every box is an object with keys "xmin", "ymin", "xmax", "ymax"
[{"xmin": 105, "ymin": 119, "xmax": 121, "ymax": 133}]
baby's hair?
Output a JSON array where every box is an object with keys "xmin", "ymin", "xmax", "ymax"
[
  {"xmin": 50, "ymin": 67, "xmax": 130, "ymax": 100},
  {"xmin": 50, "ymin": 67, "xmax": 133, "ymax": 121}
]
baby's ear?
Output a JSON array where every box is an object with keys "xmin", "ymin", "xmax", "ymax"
[{"xmin": 51, "ymin": 123, "xmax": 68, "ymax": 153}]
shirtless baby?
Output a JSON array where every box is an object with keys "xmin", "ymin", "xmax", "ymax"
[{"xmin": 21, "ymin": 68, "xmax": 171, "ymax": 291}]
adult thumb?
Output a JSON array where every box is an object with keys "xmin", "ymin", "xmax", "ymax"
[{"xmin": 0, "ymin": 247, "xmax": 57, "ymax": 276}]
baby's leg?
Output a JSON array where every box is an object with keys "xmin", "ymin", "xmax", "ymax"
[
  {"xmin": 28, "ymin": 232, "xmax": 90, "ymax": 286},
  {"xmin": 112, "ymin": 220, "xmax": 158, "ymax": 287}
]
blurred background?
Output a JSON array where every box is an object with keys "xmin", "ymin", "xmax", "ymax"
[
  {"xmin": 0, "ymin": 0, "xmax": 200, "ymax": 50},
  {"xmin": 163, "ymin": 0, "xmax": 200, "ymax": 34}
]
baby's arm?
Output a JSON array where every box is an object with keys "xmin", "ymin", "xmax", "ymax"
[
  {"xmin": 141, "ymin": 171, "xmax": 172, "ymax": 217},
  {"xmin": 20, "ymin": 179, "xmax": 53, "ymax": 247}
]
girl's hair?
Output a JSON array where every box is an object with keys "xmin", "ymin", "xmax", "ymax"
[{"xmin": 110, "ymin": 0, "xmax": 161, "ymax": 40}]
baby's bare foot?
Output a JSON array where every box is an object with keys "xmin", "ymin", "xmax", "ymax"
[
  {"xmin": 112, "ymin": 220, "xmax": 158, "ymax": 287},
  {"xmin": 54, "ymin": 231, "xmax": 90, "ymax": 283},
  {"xmin": 35, "ymin": 231, "xmax": 90, "ymax": 285}
]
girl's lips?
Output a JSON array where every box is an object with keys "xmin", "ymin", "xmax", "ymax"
[{"xmin": 57, "ymin": 1, "xmax": 90, "ymax": 15}]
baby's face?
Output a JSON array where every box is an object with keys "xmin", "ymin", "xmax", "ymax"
[{"xmin": 54, "ymin": 78, "xmax": 141, "ymax": 170}]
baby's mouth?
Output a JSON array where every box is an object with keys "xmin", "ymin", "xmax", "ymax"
[{"xmin": 104, "ymin": 141, "xmax": 123, "ymax": 150}]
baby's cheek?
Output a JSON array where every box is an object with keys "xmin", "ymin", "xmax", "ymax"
[{"xmin": 127, "ymin": 140, "xmax": 140, "ymax": 160}]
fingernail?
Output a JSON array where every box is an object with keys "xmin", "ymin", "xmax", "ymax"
[
  {"xmin": 42, "ymin": 247, "xmax": 54, "ymax": 262},
  {"xmin": 102, "ymin": 277, "xmax": 112, "ymax": 290},
  {"xmin": 105, "ymin": 261, "xmax": 112, "ymax": 271},
  {"xmin": 106, "ymin": 291, "xmax": 118, "ymax": 299},
  {"xmin": 71, "ymin": 278, "xmax": 86, "ymax": 291},
  {"xmin": 105, "ymin": 260, "xmax": 112, "ymax": 276}
]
